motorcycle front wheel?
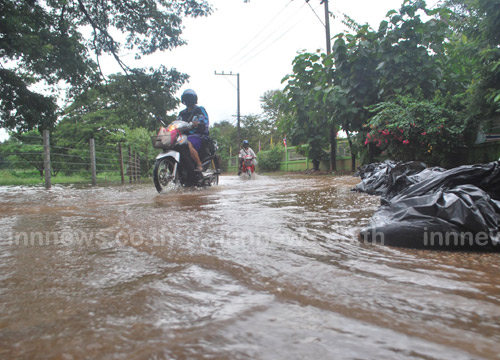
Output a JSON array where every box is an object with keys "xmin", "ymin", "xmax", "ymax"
[
  {"xmin": 210, "ymin": 172, "xmax": 219, "ymax": 186},
  {"xmin": 153, "ymin": 158, "xmax": 177, "ymax": 193}
]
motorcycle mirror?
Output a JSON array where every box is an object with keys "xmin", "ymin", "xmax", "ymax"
[{"xmin": 157, "ymin": 116, "xmax": 167, "ymax": 127}]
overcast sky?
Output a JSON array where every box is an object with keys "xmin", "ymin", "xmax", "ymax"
[
  {"xmin": 107, "ymin": 0, "xmax": 406, "ymax": 125},
  {"xmin": 0, "ymin": 0, "xmax": 406, "ymax": 141}
]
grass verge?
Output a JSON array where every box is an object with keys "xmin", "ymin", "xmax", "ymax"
[{"xmin": 0, "ymin": 170, "xmax": 124, "ymax": 186}]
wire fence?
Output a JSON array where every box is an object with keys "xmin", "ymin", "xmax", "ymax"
[{"xmin": 0, "ymin": 130, "xmax": 143, "ymax": 188}]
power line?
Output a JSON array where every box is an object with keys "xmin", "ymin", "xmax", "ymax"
[
  {"xmin": 222, "ymin": 75, "xmax": 237, "ymax": 89},
  {"xmin": 229, "ymin": 0, "xmax": 295, "ymax": 62},
  {"xmin": 233, "ymin": 1, "xmax": 310, "ymax": 67},
  {"xmin": 214, "ymin": 71, "xmax": 241, "ymax": 145},
  {"xmin": 306, "ymin": 1, "xmax": 325, "ymax": 26},
  {"xmin": 232, "ymin": 1, "xmax": 308, "ymax": 66}
]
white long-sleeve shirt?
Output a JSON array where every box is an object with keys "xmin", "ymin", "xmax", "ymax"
[{"xmin": 238, "ymin": 147, "xmax": 256, "ymax": 159}]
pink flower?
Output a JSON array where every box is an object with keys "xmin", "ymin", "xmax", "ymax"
[
  {"xmin": 403, "ymin": 139, "xmax": 409, "ymax": 145},
  {"xmin": 364, "ymin": 139, "xmax": 369, "ymax": 145},
  {"xmin": 421, "ymin": 131, "xmax": 427, "ymax": 136}
]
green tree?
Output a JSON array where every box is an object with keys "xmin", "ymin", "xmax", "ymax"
[
  {"xmin": 260, "ymin": 89, "xmax": 286, "ymax": 151},
  {"xmin": 0, "ymin": 131, "xmax": 45, "ymax": 175},
  {"xmin": 0, "ymin": 0, "xmax": 212, "ymax": 132},
  {"xmin": 280, "ymin": 51, "xmax": 333, "ymax": 171},
  {"xmin": 118, "ymin": 127, "xmax": 154, "ymax": 177},
  {"xmin": 210, "ymin": 121, "xmax": 238, "ymax": 171},
  {"xmin": 63, "ymin": 71, "xmax": 186, "ymax": 131},
  {"xmin": 0, "ymin": 130, "xmax": 72, "ymax": 176},
  {"xmin": 329, "ymin": 25, "xmax": 380, "ymax": 168},
  {"xmin": 444, "ymin": 0, "xmax": 500, "ymax": 130},
  {"xmin": 374, "ymin": 2, "xmax": 451, "ymax": 100}
]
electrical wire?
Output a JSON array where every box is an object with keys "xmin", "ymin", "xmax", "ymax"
[
  {"xmin": 232, "ymin": 1, "xmax": 309, "ymax": 67},
  {"xmin": 228, "ymin": 0, "xmax": 295, "ymax": 62},
  {"xmin": 237, "ymin": 2, "xmax": 315, "ymax": 67},
  {"xmin": 222, "ymin": 75, "xmax": 237, "ymax": 89},
  {"xmin": 307, "ymin": 0, "xmax": 325, "ymax": 27}
]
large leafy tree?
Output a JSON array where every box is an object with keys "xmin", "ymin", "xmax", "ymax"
[
  {"xmin": 327, "ymin": 1, "xmax": 453, "ymax": 166},
  {"xmin": 279, "ymin": 51, "xmax": 333, "ymax": 170},
  {"xmin": 260, "ymin": 89, "xmax": 287, "ymax": 151},
  {"xmin": 444, "ymin": 0, "xmax": 500, "ymax": 129},
  {"xmin": 329, "ymin": 25, "xmax": 380, "ymax": 168},
  {"xmin": 210, "ymin": 120, "xmax": 238, "ymax": 171},
  {"xmin": 0, "ymin": 0, "xmax": 212, "ymax": 132},
  {"xmin": 374, "ymin": 2, "xmax": 451, "ymax": 100},
  {"xmin": 281, "ymin": 0, "xmax": 483, "ymax": 168},
  {"xmin": 0, "ymin": 131, "xmax": 46, "ymax": 176},
  {"xmin": 62, "ymin": 69, "xmax": 186, "ymax": 132}
]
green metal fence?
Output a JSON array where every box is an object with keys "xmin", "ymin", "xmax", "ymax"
[
  {"xmin": 227, "ymin": 140, "xmax": 500, "ymax": 174},
  {"xmin": 464, "ymin": 141, "xmax": 500, "ymax": 164},
  {"xmin": 228, "ymin": 139, "xmax": 359, "ymax": 173}
]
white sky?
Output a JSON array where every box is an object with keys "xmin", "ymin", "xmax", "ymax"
[
  {"xmin": 103, "ymin": 0, "xmax": 405, "ymax": 124},
  {"xmin": 0, "ymin": 0, "xmax": 404, "ymax": 141}
]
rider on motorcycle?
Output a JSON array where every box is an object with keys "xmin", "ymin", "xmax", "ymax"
[
  {"xmin": 178, "ymin": 89, "xmax": 209, "ymax": 171},
  {"xmin": 238, "ymin": 140, "xmax": 257, "ymax": 175}
]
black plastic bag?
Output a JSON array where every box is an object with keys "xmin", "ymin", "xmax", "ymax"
[{"xmin": 357, "ymin": 161, "xmax": 500, "ymax": 251}]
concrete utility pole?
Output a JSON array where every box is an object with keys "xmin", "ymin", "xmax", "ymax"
[
  {"xmin": 322, "ymin": 0, "xmax": 331, "ymax": 56},
  {"xmin": 215, "ymin": 71, "xmax": 241, "ymax": 146},
  {"xmin": 320, "ymin": 0, "xmax": 336, "ymax": 171}
]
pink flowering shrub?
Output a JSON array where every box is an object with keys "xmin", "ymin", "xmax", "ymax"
[{"xmin": 363, "ymin": 95, "xmax": 469, "ymax": 166}]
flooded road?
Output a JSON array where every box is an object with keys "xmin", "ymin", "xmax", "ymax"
[{"xmin": 0, "ymin": 175, "xmax": 499, "ymax": 359}]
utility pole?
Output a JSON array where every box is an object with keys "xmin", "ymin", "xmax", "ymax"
[
  {"xmin": 321, "ymin": 0, "xmax": 336, "ymax": 172},
  {"xmin": 215, "ymin": 71, "xmax": 241, "ymax": 146},
  {"xmin": 322, "ymin": 0, "xmax": 331, "ymax": 56}
]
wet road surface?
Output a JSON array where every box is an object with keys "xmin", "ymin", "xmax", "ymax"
[{"xmin": 0, "ymin": 174, "xmax": 499, "ymax": 359}]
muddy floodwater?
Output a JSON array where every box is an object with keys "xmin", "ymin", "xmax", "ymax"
[{"xmin": 0, "ymin": 175, "xmax": 499, "ymax": 359}]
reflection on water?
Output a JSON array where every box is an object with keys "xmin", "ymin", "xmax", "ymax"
[{"xmin": 0, "ymin": 175, "xmax": 499, "ymax": 359}]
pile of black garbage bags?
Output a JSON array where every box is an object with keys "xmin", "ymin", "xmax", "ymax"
[{"xmin": 355, "ymin": 160, "xmax": 500, "ymax": 251}]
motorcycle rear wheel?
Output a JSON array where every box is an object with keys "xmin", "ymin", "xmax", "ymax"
[{"xmin": 153, "ymin": 158, "xmax": 177, "ymax": 193}]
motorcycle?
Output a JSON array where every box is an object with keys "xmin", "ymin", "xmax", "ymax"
[
  {"xmin": 240, "ymin": 153, "xmax": 256, "ymax": 179},
  {"xmin": 152, "ymin": 118, "xmax": 220, "ymax": 192}
]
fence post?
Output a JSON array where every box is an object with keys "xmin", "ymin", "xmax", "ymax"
[
  {"xmin": 118, "ymin": 143, "xmax": 125, "ymax": 185},
  {"xmin": 145, "ymin": 143, "xmax": 149, "ymax": 177},
  {"xmin": 43, "ymin": 130, "xmax": 51, "ymax": 189},
  {"xmin": 89, "ymin": 138, "xmax": 97, "ymax": 186},
  {"xmin": 135, "ymin": 152, "xmax": 140, "ymax": 180},
  {"xmin": 286, "ymin": 147, "xmax": 289, "ymax": 172},
  {"xmin": 128, "ymin": 146, "xmax": 132, "ymax": 183},
  {"xmin": 133, "ymin": 151, "xmax": 138, "ymax": 181}
]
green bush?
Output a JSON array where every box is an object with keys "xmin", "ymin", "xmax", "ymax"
[
  {"xmin": 258, "ymin": 146, "xmax": 283, "ymax": 172},
  {"xmin": 365, "ymin": 94, "xmax": 471, "ymax": 167}
]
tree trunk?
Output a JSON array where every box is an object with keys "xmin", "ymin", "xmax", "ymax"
[
  {"xmin": 330, "ymin": 125, "xmax": 337, "ymax": 172},
  {"xmin": 312, "ymin": 159, "xmax": 320, "ymax": 171},
  {"xmin": 369, "ymin": 143, "xmax": 375, "ymax": 163},
  {"xmin": 345, "ymin": 130, "xmax": 356, "ymax": 172}
]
